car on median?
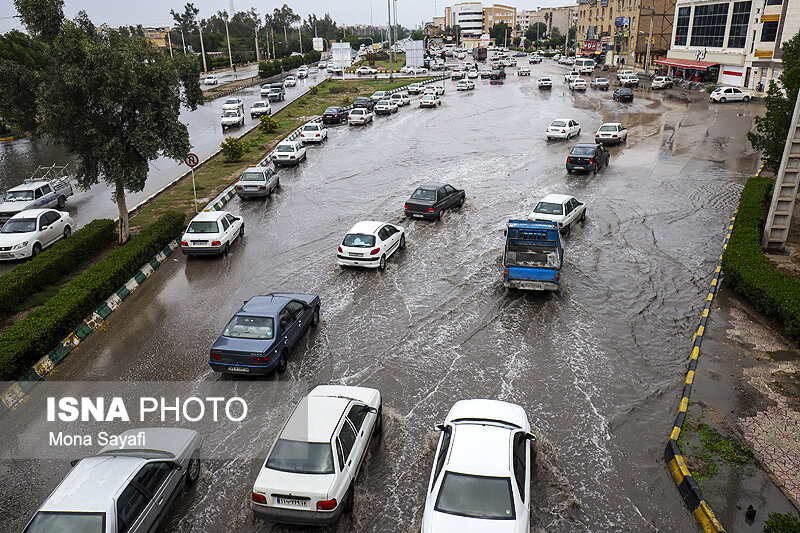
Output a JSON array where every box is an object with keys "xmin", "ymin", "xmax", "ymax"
[
  {"xmin": 271, "ymin": 140, "xmax": 307, "ymax": 166},
  {"xmin": 566, "ymin": 143, "xmax": 610, "ymax": 174},
  {"xmin": 222, "ymin": 97, "xmax": 244, "ymax": 113},
  {"xmin": 22, "ymin": 428, "xmax": 202, "ymax": 533},
  {"xmin": 527, "ymin": 194, "xmax": 586, "ymax": 236},
  {"xmin": 652, "ymin": 76, "xmax": 673, "ymax": 89},
  {"xmin": 337, "ymin": 221, "xmax": 405, "ymax": 271},
  {"xmin": 590, "ymin": 77, "xmax": 610, "ymax": 90},
  {"xmin": 352, "ymin": 97, "xmax": 375, "ymax": 112},
  {"xmin": 348, "ymin": 108, "xmax": 374, "ymax": 125},
  {"xmin": 251, "ymin": 385, "xmax": 381, "ymax": 525},
  {"xmin": 322, "ymin": 106, "xmax": 349, "ymax": 124},
  {"xmin": 420, "ymin": 94, "xmax": 442, "ymax": 108},
  {"xmin": 456, "ymin": 80, "xmax": 475, "ymax": 91},
  {"xmin": 181, "ymin": 210, "xmax": 244, "ymax": 256},
  {"xmin": 356, "ymin": 66, "xmax": 378, "ymax": 76},
  {"xmin": 300, "ymin": 123, "xmax": 328, "ymax": 142},
  {"xmin": 284, "ymin": 75, "xmax": 297, "ymax": 87},
  {"xmin": 612, "ymin": 87, "xmax": 634, "ymax": 102},
  {"xmin": 374, "ymin": 100, "xmax": 399, "ymax": 115},
  {"xmin": 546, "ymin": 118, "xmax": 581, "ymax": 140},
  {"xmin": 404, "ymin": 183, "xmax": 465, "ymax": 220},
  {"xmin": 594, "ymin": 122, "xmax": 628, "ymax": 145},
  {"xmin": 0, "ymin": 209, "xmax": 73, "ymax": 260},
  {"xmin": 710, "ymin": 86, "xmax": 751, "ymax": 102},
  {"xmin": 235, "ymin": 167, "xmax": 279, "ymax": 199},
  {"xmin": 390, "ymin": 92, "xmax": 411, "ymax": 106},
  {"xmin": 250, "ymin": 100, "xmax": 272, "ymax": 118},
  {"xmin": 421, "ymin": 399, "xmax": 535, "ymax": 533},
  {"xmin": 209, "ymin": 292, "xmax": 320, "ymax": 375},
  {"xmin": 569, "ymin": 78, "xmax": 587, "ymax": 91},
  {"xmin": 221, "ymin": 109, "xmax": 245, "ymax": 130},
  {"xmin": 538, "ymin": 77, "xmax": 553, "ymax": 89}
]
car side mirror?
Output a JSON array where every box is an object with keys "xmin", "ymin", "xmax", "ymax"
[
  {"xmin": 172, "ymin": 462, "xmax": 183, "ymax": 471},
  {"xmin": 367, "ymin": 406, "xmax": 378, "ymax": 414},
  {"xmin": 525, "ymin": 432, "xmax": 537, "ymax": 442},
  {"xmin": 70, "ymin": 459, "xmax": 81, "ymax": 467},
  {"xmin": 435, "ymin": 423, "xmax": 447, "ymax": 432}
]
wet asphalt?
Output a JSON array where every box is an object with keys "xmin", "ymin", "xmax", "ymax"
[{"xmin": 0, "ymin": 59, "xmax": 764, "ymax": 532}]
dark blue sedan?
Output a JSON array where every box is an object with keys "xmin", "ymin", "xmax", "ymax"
[{"xmin": 209, "ymin": 292, "xmax": 321, "ymax": 375}]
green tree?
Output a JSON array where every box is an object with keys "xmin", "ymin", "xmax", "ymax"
[
  {"xmin": 749, "ymin": 32, "xmax": 800, "ymax": 170},
  {"xmin": 489, "ymin": 22, "xmax": 510, "ymax": 47},
  {"xmin": 9, "ymin": 1, "xmax": 203, "ymax": 243},
  {"xmin": 763, "ymin": 511, "xmax": 800, "ymax": 533},
  {"xmin": 410, "ymin": 30, "xmax": 424, "ymax": 41},
  {"xmin": 526, "ymin": 23, "xmax": 547, "ymax": 42},
  {"xmin": 14, "ymin": 0, "xmax": 64, "ymax": 43}
]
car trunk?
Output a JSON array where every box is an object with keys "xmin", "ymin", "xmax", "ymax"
[
  {"xmin": 567, "ymin": 153, "xmax": 594, "ymax": 166},
  {"xmin": 405, "ymin": 200, "xmax": 434, "ymax": 214},
  {"xmin": 255, "ymin": 470, "xmax": 336, "ymax": 512}
]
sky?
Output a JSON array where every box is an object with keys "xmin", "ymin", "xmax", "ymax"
[{"xmin": 1, "ymin": 0, "xmax": 575, "ymax": 34}]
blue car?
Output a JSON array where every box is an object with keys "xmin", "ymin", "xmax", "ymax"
[{"xmin": 209, "ymin": 292, "xmax": 321, "ymax": 375}]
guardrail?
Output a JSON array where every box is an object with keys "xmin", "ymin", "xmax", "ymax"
[{"xmin": 204, "ymin": 76, "xmax": 264, "ymax": 102}]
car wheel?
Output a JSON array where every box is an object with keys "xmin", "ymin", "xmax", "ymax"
[
  {"xmin": 186, "ymin": 455, "xmax": 201, "ymax": 485},
  {"xmin": 563, "ymin": 224, "xmax": 571, "ymax": 237},
  {"xmin": 31, "ymin": 243, "xmax": 42, "ymax": 257},
  {"xmin": 378, "ymin": 255, "xmax": 386, "ymax": 271},
  {"xmin": 343, "ymin": 484, "xmax": 355, "ymax": 514},
  {"xmin": 57, "ymin": 195, "xmax": 66, "ymax": 208},
  {"xmin": 458, "ymin": 196, "xmax": 465, "ymax": 208},
  {"xmin": 593, "ymin": 165, "xmax": 598, "ymax": 175},
  {"xmin": 373, "ymin": 404, "xmax": 383, "ymax": 437},
  {"xmin": 581, "ymin": 210, "xmax": 586, "ymax": 222},
  {"xmin": 63, "ymin": 225, "xmax": 71, "ymax": 239},
  {"xmin": 276, "ymin": 351, "xmax": 288, "ymax": 374},
  {"xmin": 399, "ymin": 234, "xmax": 406, "ymax": 250},
  {"xmin": 743, "ymin": 95, "xmax": 750, "ymax": 102},
  {"xmin": 223, "ymin": 243, "xmax": 230, "ymax": 256},
  {"xmin": 239, "ymin": 224, "xmax": 244, "ymax": 239},
  {"xmin": 436, "ymin": 210, "xmax": 442, "ymax": 221},
  {"xmin": 312, "ymin": 306, "xmax": 320, "ymax": 326},
  {"xmin": 720, "ymin": 97, "xmax": 726, "ymax": 103},
  {"xmin": 567, "ymin": 168, "xmax": 572, "ymax": 174}
]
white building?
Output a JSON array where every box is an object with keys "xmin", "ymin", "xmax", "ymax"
[{"xmin": 446, "ymin": 3, "xmax": 485, "ymax": 38}]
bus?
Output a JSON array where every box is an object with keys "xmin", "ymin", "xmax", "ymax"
[{"xmin": 574, "ymin": 58, "xmax": 595, "ymax": 75}]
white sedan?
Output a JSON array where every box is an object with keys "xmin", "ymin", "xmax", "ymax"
[
  {"xmin": 546, "ymin": 118, "xmax": 581, "ymax": 140},
  {"xmin": 284, "ymin": 75, "xmax": 297, "ymax": 87},
  {"xmin": 348, "ymin": 108, "xmax": 374, "ymax": 125},
  {"xmin": 710, "ymin": 86, "xmax": 751, "ymax": 103},
  {"xmin": 424, "ymin": 85, "xmax": 445, "ymax": 96},
  {"xmin": 517, "ymin": 67, "xmax": 531, "ymax": 76},
  {"xmin": 221, "ymin": 97, "xmax": 244, "ymax": 112},
  {"xmin": 420, "ymin": 94, "xmax": 442, "ymax": 108},
  {"xmin": 467, "ymin": 68, "xmax": 479, "ymax": 78},
  {"xmin": 374, "ymin": 99, "xmax": 399, "ymax": 115},
  {"xmin": 389, "ymin": 92, "xmax": 411, "ymax": 106},
  {"xmin": 203, "ymin": 75, "xmax": 218, "ymax": 85},
  {"xmin": 0, "ymin": 209, "xmax": 73, "ymax": 260},
  {"xmin": 356, "ymin": 66, "xmax": 378, "ymax": 76},
  {"xmin": 249, "ymin": 100, "xmax": 272, "ymax": 118},
  {"xmin": 538, "ymin": 77, "xmax": 553, "ymax": 89},
  {"xmin": 594, "ymin": 122, "xmax": 628, "ymax": 145},
  {"xmin": 527, "ymin": 193, "xmax": 586, "ymax": 236},
  {"xmin": 407, "ymin": 66, "xmax": 428, "ymax": 74},
  {"xmin": 421, "ymin": 399, "xmax": 535, "ymax": 533},
  {"xmin": 271, "ymin": 140, "xmax": 307, "ymax": 166},
  {"xmin": 456, "ymin": 80, "xmax": 475, "ymax": 91},
  {"xmin": 180, "ymin": 210, "xmax": 243, "ymax": 256},
  {"xmin": 337, "ymin": 220, "xmax": 405, "ymax": 271},
  {"xmin": 252, "ymin": 386, "xmax": 382, "ymax": 526},
  {"xmin": 569, "ymin": 78, "xmax": 587, "ymax": 90},
  {"xmin": 300, "ymin": 122, "xmax": 328, "ymax": 143}
]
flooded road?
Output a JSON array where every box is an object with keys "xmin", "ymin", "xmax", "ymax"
[{"xmin": 0, "ymin": 60, "xmax": 763, "ymax": 532}]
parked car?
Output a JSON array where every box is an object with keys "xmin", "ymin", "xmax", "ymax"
[
  {"xmin": 251, "ymin": 385, "xmax": 381, "ymax": 525},
  {"xmin": 619, "ymin": 74, "xmax": 640, "ymax": 87},
  {"xmin": 300, "ymin": 122, "xmax": 328, "ymax": 142},
  {"xmin": 370, "ymin": 91, "xmax": 389, "ymax": 103},
  {"xmin": 518, "ymin": 67, "xmax": 531, "ymax": 76},
  {"xmin": 221, "ymin": 109, "xmax": 245, "ymax": 130},
  {"xmin": 594, "ymin": 122, "xmax": 628, "ymax": 145},
  {"xmin": 180, "ymin": 210, "xmax": 244, "ymax": 256},
  {"xmin": 527, "ymin": 194, "xmax": 586, "ymax": 236},
  {"xmin": 250, "ymin": 100, "xmax": 272, "ymax": 118},
  {"xmin": 421, "ymin": 400, "xmax": 535, "ymax": 533},
  {"xmin": 389, "ymin": 92, "xmax": 411, "ymax": 106},
  {"xmin": 569, "ymin": 78, "xmax": 587, "ymax": 91},
  {"xmin": 456, "ymin": 79, "xmax": 475, "ymax": 91},
  {"xmin": 337, "ymin": 220, "xmax": 405, "ymax": 271},
  {"xmin": 271, "ymin": 140, "xmax": 307, "ymax": 166},
  {"xmin": 406, "ymin": 66, "xmax": 428, "ymax": 74},
  {"xmin": 467, "ymin": 68, "xmax": 479, "ymax": 78},
  {"xmin": 374, "ymin": 99, "xmax": 399, "ymax": 115},
  {"xmin": 546, "ymin": 118, "xmax": 581, "ymax": 140},
  {"xmin": 566, "ymin": 143, "xmax": 610, "ymax": 174},
  {"xmin": 404, "ymin": 183, "xmax": 465, "ymax": 220},
  {"xmin": 322, "ymin": 106, "xmax": 349, "ymax": 124},
  {"xmin": 284, "ymin": 75, "xmax": 297, "ymax": 87},
  {"xmin": 352, "ymin": 96, "xmax": 375, "ymax": 111},
  {"xmin": 424, "ymin": 85, "xmax": 445, "ymax": 96},
  {"xmin": 235, "ymin": 167, "xmax": 279, "ymax": 199},
  {"xmin": 613, "ymin": 87, "xmax": 634, "ymax": 102},
  {"xmin": 538, "ymin": 77, "xmax": 553, "ymax": 89},
  {"xmin": 356, "ymin": 66, "xmax": 377, "ymax": 76},
  {"xmin": 590, "ymin": 77, "xmax": 610, "ymax": 90},
  {"xmin": 222, "ymin": 98, "xmax": 244, "ymax": 113},
  {"xmin": 490, "ymin": 70, "xmax": 506, "ymax": 80},
  {"xmin": 0, "ymin": 209, "xmax": 73, "ymax": 260},
  {"xmin": 209, "ymin": 292, "xmax": 320, "ymax": 375},
  {"xmin": 23, "ymin": 428, "xmax": 202, "ymax": 533},
  {"xmin": 0, "ymin": 175, "xmax": 74, "ymax": 223},
  {"xmin": 419, "ymin": 94, "xmax": 442, "ymax": 108},
  {"xmin": 710, "ymin": 86, "xmax": 751, "ymax": 102},
  {"xmin": 348, "ymin": 108, "xmax": 374, "ymax": 125},
  {"xmin": 203, "ymin": 75, "xmax": 219, "ymax": 85},
  {"xmin": 651, "ymin": 76, "xmax": 673, "ymax": 89},
  {"xmin": 407, "ymin": 83, "xmax": 424, "ymax": 94}
]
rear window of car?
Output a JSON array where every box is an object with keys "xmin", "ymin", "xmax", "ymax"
[
  {"xmin": 550, "ymin": 120, "xmax": 566, "ymax": 127},
  {"xmin": 324, "ymin": 107, "xmax": 339, "ymax": 113},
  {"xmin": 186, "ymin": 221, "xmax": 219, "ymax": 233},
  {"xmin": 225, "ymin": 99, "xmax": 239, "ymax": 105},
  {"xmin": 276, "ymin": 144, "xmax": 296, "ymax": 152},
  {"xmin": 223, "ymin": 315, "xmax": 274, "ymax": 339},
  {"xmin": 303, "ymin": 125, "xmax": 319, "ymax": 131},
  {"xmin": 223, "ymin": 111, "xmax": 238, "ymax": 117},
  {"xmin": 24, "ymin": 512, "xmax": 105, "ymax": 533},
  {"xmin": 412, "ymin": 188, "xmax": 436, "ymax": 201},
  {"xmin": 619, "ymin": 88, "xmax": 633, "ymax": 94},
  {"xmin": 533, "ymin": 202, "xmax": 563, "ymax": 215},
  {"xmin": 343, "ymin": 233, "xmax": 376, "ymax": 247},
  {"xmin": 435, "ymin": 472, "xmax": 515, "ymax": 520},
  {"xmin": 240, "ymin": 172, "xmax": 266, "ymax": 182},
  {"xmin": 599, "ymin": 125, "xmax": 618, "ymax": 132},
  {"xmin": 266, "ymin": 439, "xmax": 334, "ymax": 474},
  {"xmin": 354, "ymin": 98, "xmax": 369, "ymax": 103},
  {"xmin": 596, "ymin": 78, "xmax": 608, "ymax": 82},
  {"xmin": 571, "ymin": 146, "xmax": 596, "ymax": 156}
]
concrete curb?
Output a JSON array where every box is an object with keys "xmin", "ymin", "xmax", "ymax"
[{"xmin": 664, "ymin": 163, "xmax": 765, "ymax": 533}]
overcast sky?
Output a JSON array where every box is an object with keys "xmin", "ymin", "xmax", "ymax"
[{"xmin": 1, "ymin": 0, "xmax": 574, "ymax": 33}]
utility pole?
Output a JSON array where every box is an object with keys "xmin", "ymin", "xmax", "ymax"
[
  {"xmin": 167, "ymin": 29, "xmax": 173, "ymax": 57},
  {"xmin": 225, "ymin": 15, "xmax": 233, "ymax": 68},
  {"xmin": 180, "ymin": 28, "xmax": 186, "ymax": 52},
  {"xmin": 644, "ymin": 7, "xmax": 655, "ymax": 74},
  {"xmin": 254, "ymin": 24, "xmax": 260, "ymax": 61},
  {"xmin": 299, "ymin": 26, "xmax": 303, "ymax": 53},
  {"xmin": 198, "ymin": 21, "xmax": 208, "ymax": 72},
  {"xmin": 387, "ymin": 0, "xmax": 393, "ymax": 80}
]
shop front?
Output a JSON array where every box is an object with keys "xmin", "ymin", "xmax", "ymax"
[{"xmin": 654, "ymin": 58, "xmax": 719, "ymax": 83}]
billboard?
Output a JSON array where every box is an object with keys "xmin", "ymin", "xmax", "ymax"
[
  {"xmin": 481, "ymin": 33, "xmax": 491, "ymax": 46},
  {"xmin": 331, "ymin": 42, "xmax": 352, "ymax": 68},
  {"xmin": 405, "ymin": 40, "xmax": 425, "ymax": 67},
  {"xmin": 615, "ymin": 17, "xmax": 629, "ymax": 27},
  {"xmin": 312, "ymin": 37, "xmax": 324, "ymax": 52}
]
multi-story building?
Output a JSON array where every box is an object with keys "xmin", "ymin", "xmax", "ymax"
[
  {"xmin": 661, "ymin": 0, "xmax": 799, "ymax": 89},
  {"xmin": 445, "ymin": 3, "xmax": 485, "ymax": 38},
  {"xmin": 143, "ymin": 27, "xmax": 171, "ymax": 48},
  {"xmin": 521, "ymin": 6, "xmax": 577, "ymax": 38},
  {"xmin": 483, "ymin": 4, "xmax": 518, "ymax": 35}
]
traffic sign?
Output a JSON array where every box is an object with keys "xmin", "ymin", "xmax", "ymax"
[{"xmin": 185, "ymin": 153, "xmax": 199, "ymax": 167}]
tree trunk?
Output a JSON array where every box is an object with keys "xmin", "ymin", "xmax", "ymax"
[{"xmin": 116, "ymin": 181, "xmax": 129, "ymax": 244}]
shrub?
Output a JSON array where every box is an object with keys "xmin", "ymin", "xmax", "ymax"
[
  {"xmin": 258, "ymin": 60, "xmax": 282, "ymax": 78},
  {"xmin": 0, "ymin": 219, "xmax": 116, "ymax": 319},
  {"xmin": 706, "ymin": 85, "xmax": 717, "ymax": 93},
  {"xmin": 722, "ymin": 176, "xmax": 800, "ymax": 338},
  {"xmin": 220, "ymin": 136, "xmax": 245, "ymax": 162},
  {"xmin": 258, "ymin": 115, "xmax": 279, "ymax": 134},
  {"xmin": 0, "ymin": 211, "xmax": 185, "ymax": 381},
  {"xmin": 763, "ymin": 512, "xmax": 800, "ymax": 533}
]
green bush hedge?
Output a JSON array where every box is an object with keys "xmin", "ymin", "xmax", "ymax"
[
  {"xmin": 258, "ymin": 51, "xmax": 321, "ymax": 79},
  {"xmin": 721, "ymin": 176, "xmax": 800, "ymax": 338},
  {"xmin": 0, "ymin": 219, "xmax": 116, "ymax": 320},
  {"xmin": 0, "ymin": 211, "xmax": 185, "ymax": 381}
]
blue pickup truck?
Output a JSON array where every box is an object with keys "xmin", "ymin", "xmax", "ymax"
[{"xmin": 503, "ymin": 220, "xmax": 564, "ymax": 291}]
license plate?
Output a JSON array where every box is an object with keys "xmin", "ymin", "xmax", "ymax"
[
  {"xmin": 573, "ymin": 166, "xmax": 584, "ymax": 170},
  {"xmin": 277, "ymin": 498, "xmax": 307, "ymax": 507},
  {"xmin": 227, "ymin": 366, "xmax": 250, "ymax": 373},
  {"xmin": 412, "ymin": 214, "xmax": 424, "ymax": 218},
  {"xmin": 521, "ymin": 281, "xmax": 546, "ymax": 290},
  {"xmin": 192, "ymin": 241, "xmax": 208, "ymax": 246},
  {"xmin": 0, "ymin": 253, "xmax": 13, "ymax": 258},
  {"xmin": 349, "ymin": 252, "xmax": 364, "ymax": 257},
  {"xmin": 245, "ymin": 186, "xmax": 257, "ymax": 191}
]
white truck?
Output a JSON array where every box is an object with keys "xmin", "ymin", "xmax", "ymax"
[{"xmin": 0, "ymin": 165, "xmax": 74, "ymax": 225}]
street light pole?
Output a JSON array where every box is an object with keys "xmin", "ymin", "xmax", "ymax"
[
  {"xmin": 225, "ymin": 16, "xmax": 233, "ymax": 69},
  {"xmin": 387, "ymin": 0, "xmax": 393, "ymax": 80},
  {"xmin": 198, "ymin": 21, "xmax": 208, "ymax": 72},
  {"xmin": 644, "ymin": 7, "xmax": 655, "ymax": 74}
]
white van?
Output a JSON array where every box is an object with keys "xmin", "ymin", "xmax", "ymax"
[{"xmin": 574, "ymin": 58, "xmax": 595, "ymax": 74}]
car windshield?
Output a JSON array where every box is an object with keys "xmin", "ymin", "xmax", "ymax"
[
  {"xmin": 411, "ymin": 188, "xmax": 436, "ymax": 201},
  {"xmin": 571, "ymin": 146, "xmax": 596, "ymax": 156},
  {"xmin": 24, "ymin": 512, "xmax": 105, "ymax": 533},
  {"xmin": 343, "ymin": 233, "xmax": 376, "ymax": 247},
  {"xmin": 186, "ymin": 221, "xmax": 219, "ymax": 233},
  {"xmin": 240, "ymin": 172, "xmax": 265, "ymax": 182},
  {"xmin": 5, "ymin": 190, "xmax": 34, "ymax": 201},
  {"xmin": 435, "ymin": 472, "xmax": 515, "ymax": 520},
  {"xmin": 533, "ymin": 202, "xmax": 563, "ymax": 215},
  {"xmin": 225, "ymin": 99, "xmax": 238, "ymax": 105},
  {"xmin": 550, "ymin": 120, "xmax": 566, "ymax": 127},
  {"xmin": 276, "ymin": 144, "xmax": 295, "ymax": 152},
  {"xmin": 1, "ymin": 218, "xmax": 36, "ymax": 233},
  {"xmin": 223, "ymin": 315, "xmax": 274, "ymax": 339},
  {"xmin": 599, "ymin": 125, "xmax": 618, "ymax": 132},
  {"xmin": 266, "ymin": 439, "xmax": 334, "ymax": 474}
]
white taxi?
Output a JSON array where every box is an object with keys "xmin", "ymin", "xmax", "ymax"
[{"xmin": 180, "ymin": 210, "xmax": 244, "ymax": 256}]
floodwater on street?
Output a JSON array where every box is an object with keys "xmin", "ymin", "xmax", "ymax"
[{"xmin": 0, "ymin": 60, "xmax": 763, "ymax": 532}]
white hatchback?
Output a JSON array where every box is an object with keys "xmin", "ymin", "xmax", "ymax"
[
  {"xmin": 467, "ymin": 68, "xmax": 479, "ymax": 78},
  {"xmin": 0, "ymin": 209, "xmax": 73, "ymax": 260},
  {"xmin": 300, "ymin": 123, "xmax": 328, "ymax": 143},
  {"xmin": 422, "ymin": 399, "xmax": 535, "ymax": 533},
  {"xmin": 180, "ymin": 210, "xmax": 244, "ymax": 256},
  {"xmin": 337, "ymin": 220, "xmax": 405, "ymax": 271},
  {"xmin": 710, "ymin": 86, "xmax": 751, "ymax": 103},
  {"xmin": 252, "ymin": 385, "xmax": 382, "ymax": 526},
  {"xmin": 546, "ymin": 118, "xmax": 581, "ymax": 140},
  {"xmin": 527, "ymin": 193, "xmax": 586, "ymax": 236}
]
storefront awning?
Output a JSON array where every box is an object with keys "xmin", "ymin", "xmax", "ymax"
[{"xmin": 655, "ymin": 58, "xmax": 717, "ymax": 70}]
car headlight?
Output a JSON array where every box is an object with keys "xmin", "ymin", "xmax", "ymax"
[{"xmin": 12, "ymin": 241, "xmax": 28, "ymax": 250}]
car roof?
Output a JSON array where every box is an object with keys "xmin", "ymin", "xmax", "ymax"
[
  {"xmin": 281, "ymin": 395, "xmax": 350, "ymax": 442},
  {"xmin": 347, "ymin": 220, "xmax": 386, "ymax": 234},
  {"xmin": 539, "ymin": 193, "xmax": 573, "ymax": 204},
  {"xmin": 239, "ymin": 293, "xmax": 294, "ymax": 315},
  {"xmin": 446, "ymin": 423, "xmax": 512, "ymax": 476},
  {"xmin": 574, "ymin": 143, "xmax": 600, "ymax": 149},
  {"xmin": 191, "ymin": 210, "xmax": 226, "ymax": 222},
  {"xmin": 7, "ymin": 180, "xmax": 50, "ymax": 191},
  {"xmin": 277, "ymin": 139, "xmax": 299, "ymax": 146},
  {"xmin": 417, "ymin": 182, "xmax": 446, "ymax": 190},
  {"xmin": 9, "ymin": 208, "xmax": 55, "ymax": 218},
  {"xmin": 550, "ymin": 118, "xmax": 571, "ymax": 122},
  {"xmin": 600, "ymin": 122, "xmax": 623, "ymax": 127}
]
